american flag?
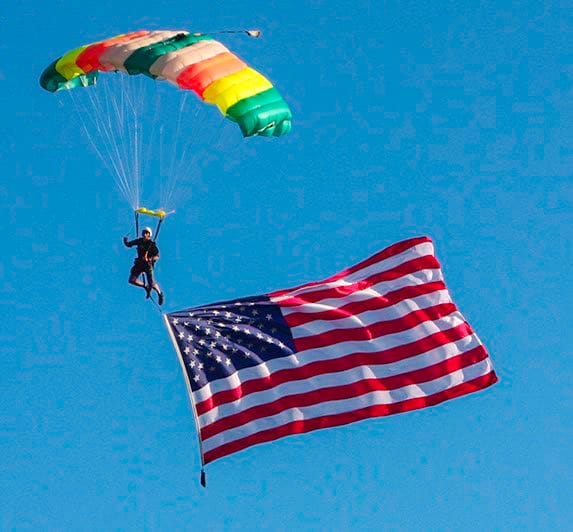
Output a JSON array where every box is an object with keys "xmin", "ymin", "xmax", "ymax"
[{"xmin": 164, "ymin": 236, "xmax": 497, "ymax": 466}]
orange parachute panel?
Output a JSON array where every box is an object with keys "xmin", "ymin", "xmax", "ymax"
[{"xmin": 176, "ymin": 52, "xmax": 247, "ymax": 97}]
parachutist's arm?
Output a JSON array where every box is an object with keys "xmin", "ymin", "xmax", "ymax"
[
  {"xmin": 149, "ymin": 245, "xmax": 160, "ymax": 263},
  {"xmin": 123, "ymin": 237, "xmax": 137, "ymax": 248}
]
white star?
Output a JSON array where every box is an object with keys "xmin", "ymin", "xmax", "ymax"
[
  {"xmin": 209, "ymin": 342, "xmax": 216, "ymax": 349},
  {"xmin": 187, "ymin": 334, "xmax": 194, "ymax": 341},
  {"xmin": 193, "ymin": 348, "xmax": 200, "ymax": 355},
  {"xmin": 193, "ymin": 375, "xmax": 200, "ymax": 382},
  {"xmin": 184, "ymin": 322, "xmax": 189, "ymax": 326},
  {"xmin": 266, "ymin": 314, "xmax": 272, "ymax": 321},
  {"xmin": 195, "ymin": 324, "xmax": 201, "ymax": 330},
  {"xmin": 198, "ymin": 362, "xmax": 204, "ymax": 370},
  {"xmin": 172, "ymin": 318, "xmax": 179, "ymax": 325},
  {"xmin": 256, "ymin": 333, "xmax": 264, "ymax": 339},
  {"xmin": 205, "ymin": 328, "xmax": 211, "ymax": 335},
  {"xmin": 213, "ymin": 310, "xmax": 220, "ymax": 316},
  {"xmin": 225, "ymin": 312, "xmax": 232, "ymax": 319},
  {"xmin": 266, "ymin": 336, "xmax": 274, "ymax": 343},
  {"xmin": 189, "ymin": 360, "xmax": 196, "ymax": 368},
  {"xmin": 184, "ymin": 347, "xmax": 190, "ymax": 354},
  {"xmin": 244, "ymin": 328, "xmax": 251, "ymax": 335},
  {"xmin": 199, "ymin": 339, "xmax": 206, "ymax": 346},
  {"xmin": 215, "ymin": 355, "xmax": 222, "ymax": 363},
  {"xmin": 178, "ymin": 332, "xmax": 185, "ymax": 339},
  {"xmin": 278, "ymin": 341, "xmax": 286, "ymax": 349},
  {"xmin": 225, "ymin": 357, "xmax": 232, "ymax": 366},
  {"xmin": 252, "ymin": 309, "xmax": 258, "ymax": 316},
  {"xmin": 188, "ymin": 312, "xmax": 194, "ymax": 317},
  {"xmin": 232, "ymin": 325, "xmax": 240, "ymax": 332},
  {"xmin": 215, "ymin": 331, "xmax": 222, "ymax": 338},
  {"xmin": 235, "ymin": 317, "xmax": 242, "ymax": 323},
  {"xmin": 222, "ymin": 344, "xmax": 229, "ymax": 351}
]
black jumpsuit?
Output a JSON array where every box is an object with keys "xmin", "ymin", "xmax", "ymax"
[{"xmin": 125, "ymin": 238, "xmax": 160, "ymax": 285}]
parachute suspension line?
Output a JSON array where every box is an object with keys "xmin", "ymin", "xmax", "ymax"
[
  {"xmin": 91, "ymin": 80, "xmax": 133, "ymax": 204},
  {"xmin": 71, "ymin": 79, "xmax": 135, "ymax": 208},
  {"xmin": 69, "ymin": 87, "xmax": 133, "ymax": 206},
  {"xmin": 114, "ymin": 74, "xmax": 145, "ymax": 209},
  {"xmin": 161, "ymin": 93, "xmax": 198, "ymax": 210},
  {"xmin": 98, "ymin": 79, "xmax": 133, "ymax": 205},
  {"xmin": 165, "ymin": 106, "xmax": 225, "ymax": 211},
  {"xmin": 159, "ymin": 92, "xmax": 187, "ymax": 209},
  {"xmin": 71, "ymin": 75, "xmax": 151, "ymax": 210},
  {"xmin": 142, "ymin": 86, "xmax": 163, "ymax": 189}
]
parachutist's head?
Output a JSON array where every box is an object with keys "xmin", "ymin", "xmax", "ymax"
[{"xmin": 142, "ymin": 227, "xmax": 153, "ymax": 240}]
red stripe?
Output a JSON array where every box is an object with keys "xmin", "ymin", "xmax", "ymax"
[
  {"xmin": 76, "ymin": 31, "xmax": 150, "ymax": 72},
  {"xmin": 269, "ymin": 236, "xmax": 433, "ymax": 298},
  {"xmin": 195, "ymin": 321, "xmax": 474, "ymax": 416},
  {"xmin": 277, "ymin": 255, "xmax": 440, "ymax": 307},
  {"xmin": 203, "ymin": 371, "xmax": 498, "ymax": 464},
  {"xmin": 200, "ymin": 345, "xmax": 489, "ymax": 441},
  {"xmin": 284, "ymin": 281, "xmax": 447, "ymax": 328},
  {"xmin": 294, "ymin": 303, "xmax": 458, "ymax": 351}
]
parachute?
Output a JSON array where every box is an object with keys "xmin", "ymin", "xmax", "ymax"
[
  {"xmin": 39, "ymin": 29, "xmax": 292, "ymax": 225},
  {"xmin": 40, "ymin": 30, "xmax": 292, "ymax": 138}
]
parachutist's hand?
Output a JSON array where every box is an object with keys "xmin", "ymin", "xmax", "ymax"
[{"xmin": 123, "ymin": 236, "xmax": 128, "ymax": 244}]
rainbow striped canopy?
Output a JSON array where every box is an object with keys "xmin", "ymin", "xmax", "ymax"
[{"xmin": 39, "ymin": 30, "xmax": 292, "ymax": 138}]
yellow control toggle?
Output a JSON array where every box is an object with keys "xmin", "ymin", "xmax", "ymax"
[{"xmin": 135, "ymin": 207, "xmax": 169, "ymax": 219}]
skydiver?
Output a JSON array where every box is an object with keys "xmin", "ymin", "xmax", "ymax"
[{"xmin": 123, "ymin": 227, "xmax": 165, "ymax": 305}]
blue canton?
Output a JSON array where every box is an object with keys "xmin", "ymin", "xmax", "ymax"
[{"xmin": 167, "ymin": 296, "xmax": 297, "ymax": 392}]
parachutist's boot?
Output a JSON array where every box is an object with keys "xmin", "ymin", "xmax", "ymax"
[
  {"xmin": 145, "ymin": 285, "xmax": 152, "ymax": 299},
  {"xmin": 158, "ymin": 292, "xmax": 165, "ymax": 306}
]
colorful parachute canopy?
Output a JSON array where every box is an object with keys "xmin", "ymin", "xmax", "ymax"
[{"xmin": 39, "ymin": 30, "xmax": 292, "ymax": 138}]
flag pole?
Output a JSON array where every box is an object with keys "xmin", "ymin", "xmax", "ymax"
[{"xmin": 162, "ymin": 313, "xmax": 207, "ymax": 487}]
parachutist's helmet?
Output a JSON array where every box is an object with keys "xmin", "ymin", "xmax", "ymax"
[{"xmin": 142, "ymin": 227, "xmax": 153, "ymax": 237}]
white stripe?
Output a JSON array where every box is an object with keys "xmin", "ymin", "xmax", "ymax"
[
  {"xmin": 291, "ymin": 289, "xmax": 452, "ymax": 339},
  {"xmin": 150, "ymin": 40, "xmax": 229, "ymax": 80},
  {"xmin": 99, "ymin": 31, "xmax": 184, "ymax": 72},
  {"xmin": 197, "ymin": 333, "xmax": 483, "ymax": 428},
  {"xmin": 279, "ymin": 268, "xmax": 444, "ymax": 316},
  {"xmin": 192, "ymin": 311, "xmax": 468, "ymax": 404},
  {"xmin": 271, "ymin": 242, "xmax": 435, "ymax": 303},
  {"xmin": 202, "ymin": 358, "xmax": 493, "ymax": 452}
]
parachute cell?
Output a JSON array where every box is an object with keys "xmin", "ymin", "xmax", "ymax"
[{"xmin": 39, "ymin": 30, "xmax": 292, "ymax": 137}]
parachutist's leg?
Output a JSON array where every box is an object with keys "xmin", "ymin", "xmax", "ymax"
[
  {"xmin": 155, "ymin": 282, "xmax": 164, "ymax": 305},
  {"xmin": 146, "ymin": 267, "xmax": 164, "ymax": 304},
  {"xmin": 129, "ymin": 265, "xmax": 147, "ymax": 289},
  {"xmin": 128, "ymin": 276, "xmax": 146, "ymax": 288}
]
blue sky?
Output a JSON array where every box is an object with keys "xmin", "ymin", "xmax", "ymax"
[{"xmin": 2, "ymin": 0, "xmax": 572, "ymax": 529}]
